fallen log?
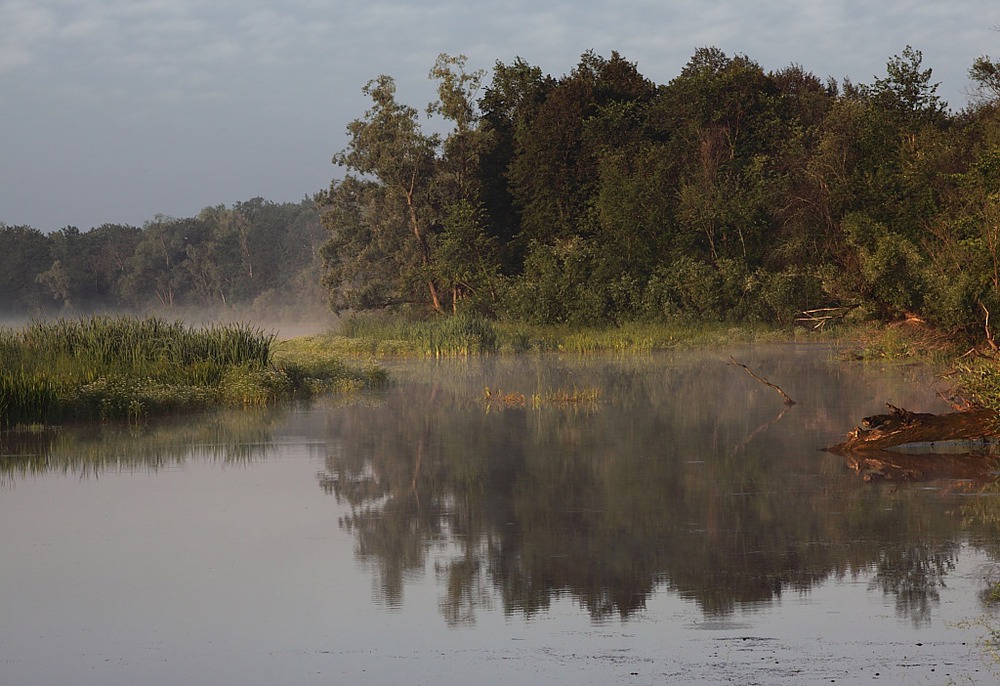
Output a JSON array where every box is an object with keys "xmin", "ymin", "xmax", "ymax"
[
  {"xmin": 825, "ymin": 403, "xmax": 1000, "ymax": 454},
  {"xmin": 825, "ymin": 403, "xmax": 1000, "ymax": 482}
]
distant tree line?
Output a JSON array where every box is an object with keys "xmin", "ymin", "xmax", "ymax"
[
  {"xmin": 317, "ymin": 47, "xmax": 1000, "ymax": 334},
  {"xmin": 0, "ymin": 198, "xmax": 326, "ymax": 317}
]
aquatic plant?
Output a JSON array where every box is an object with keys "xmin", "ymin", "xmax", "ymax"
[
  {"xmin": 0, "ymin": 315, "xmax": 381, "ymax": 428},
  {"xmin": 483, "ymin": 385, "xmax": 601, "ymax": 411}
]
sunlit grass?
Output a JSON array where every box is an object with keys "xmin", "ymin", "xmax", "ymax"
[
  {"xmin": 319, "ymin": 312, "xmax": 817, "ymax": 358},
  {"xmin": 0, "ymin": 315, "xmax": 384, "ymax": 428}
]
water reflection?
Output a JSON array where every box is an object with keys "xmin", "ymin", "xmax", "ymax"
[
  {"xmin": 0, "ymin": 408, "xmax": 281, "ymax": 484},
  {"xmin": 314, "ymin": 348, "xmax": 1000, "ymax": 626},
  {"xmin": 870, "ymin": 541, "xmax": 958, "ymax": 626},
  {"xmin": 3, "ymin": 347, "xmax": 1000, "ymax": 634}
]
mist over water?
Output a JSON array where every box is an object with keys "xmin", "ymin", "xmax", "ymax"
[{"xmin": 2, "ymin": 345, "xmax": 997, "ymax": 685}]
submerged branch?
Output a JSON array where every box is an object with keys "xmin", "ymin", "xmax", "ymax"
[{"xmin": 729, "ymin": 357, "xmax": 796, "ymax": 405}]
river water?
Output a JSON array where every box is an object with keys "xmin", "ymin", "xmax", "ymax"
[{"xmin": 2, "ymin": 344, "xmax": 1000, "ymax": 685}]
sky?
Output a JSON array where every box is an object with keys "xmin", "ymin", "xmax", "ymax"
[{"xmin": 1, "ymin": 0, "xmax": 998, "ymax": 233}]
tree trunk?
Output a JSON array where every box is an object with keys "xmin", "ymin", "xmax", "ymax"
[
  {"xmin": 825, "ymin": 404, "xmax": 1000, "ymax": 454},
  {"xmin": 826, "ymin": 404, "xmax": 1000, "ymax": 482},
  {"xmin": 405, "ymin": 186, "xmax": 442, "ymax": 313}
]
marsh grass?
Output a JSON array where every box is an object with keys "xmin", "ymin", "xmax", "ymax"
[
  {"xmin": 337, "ymin": 311, "xmax": 501, "ymax": 356},
  {"xmin": 483, "ymin": 385, "xmax": 601, "ymax": 411},
  {"xmin": 271, "ymin": 336, "xmax": 389, "ymax": 392},
  {"xmin": 0, "ymin": 315, "xmax": 381, "ymax": 428},
  {"xmin": 326, "ymin": 313, "xmax": 804, "ymax": 358}
]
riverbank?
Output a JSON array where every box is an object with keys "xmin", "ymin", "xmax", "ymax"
[
  {"xmin": 297, "ymin": 311, "xmax": 815, "ymax": 357},
  {"xmin": 288, "ymin": 311, "xmax": 1000, "ymax": 411},
  {"xmin": 5, "ymin": 311, "xmax": 996, "ymax": 428}
]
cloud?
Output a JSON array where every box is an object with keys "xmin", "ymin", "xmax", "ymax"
[
  {"xmin": 0, "ymin": 1, "xmax": 56, "ymax": 71},
  {"xmin": 2, "ymin": 0, "xmax": 999, "ymax": 232}
]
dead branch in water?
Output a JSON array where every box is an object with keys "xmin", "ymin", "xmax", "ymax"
[{"xmin": 729, "ymin": 357, "xmax": 796, "ymax": 405}]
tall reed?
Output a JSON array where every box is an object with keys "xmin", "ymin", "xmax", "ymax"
[{"xmin": 0, "ymin": 315, "xmax": 278, "ymax": 427}]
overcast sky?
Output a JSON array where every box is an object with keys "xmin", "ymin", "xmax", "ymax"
[{"xmin": 1, "ymin": 0, "xmax": 997, "ymax": 232}]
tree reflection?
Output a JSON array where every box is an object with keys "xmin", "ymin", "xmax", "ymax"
[
  {"xmin": 317, "ymin": 353, "xmax": 997, "ymax": 626},
  {"xmin": 870, "ymin": 542, "xmax": 958, "ymax": 626}
]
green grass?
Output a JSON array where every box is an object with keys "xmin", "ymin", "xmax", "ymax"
[
  {"xmin": 320, "ymin": 312, "xmax": 815, "ymax": 358},
  {"xmin": 0, "ymin": 315, "xmax": 384, "ymax": 428}
]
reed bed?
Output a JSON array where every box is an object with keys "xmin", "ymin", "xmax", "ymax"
[{"xmin": 0, "ymin": 315, "xmax": 379, "ymax": 428}]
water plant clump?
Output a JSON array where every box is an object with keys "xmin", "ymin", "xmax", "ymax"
[
  {"xmin": 0, "ymin": 315, "xmax": 379, "ymax": 428},
  {"xmin": 483, "ymin": 385, "xmax": 601, "ymax": 411}
]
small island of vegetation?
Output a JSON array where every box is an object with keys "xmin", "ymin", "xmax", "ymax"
[{"xmin": 0, "ymin": 315, "xmax": 386, "ymax": 429}]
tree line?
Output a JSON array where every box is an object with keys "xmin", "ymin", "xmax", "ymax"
[
  {"xmin": 318, "ymin": 47, "xmax": 1000, "ymax": 335},
  {"xmin": 0, "ymin": 198, "xmax": 326, "ymax": 317}
]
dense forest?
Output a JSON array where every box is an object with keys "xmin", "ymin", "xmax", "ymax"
[
  {"xmin": 7, "ymin": 46, "xmax": 1000, "ymax": 336},
  {"xmin": 317, "ymin": 47, "xmax": 1000, "ymax": 335},
  {"xmin": 0, "ymin": 198, "xmax": 326, "ymax": 318}
]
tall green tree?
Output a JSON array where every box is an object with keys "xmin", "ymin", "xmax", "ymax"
[
  {"xmin": 122, "ymin": 215, "xmax": 208, "ymax": 308},
  {"xmin": 970, "ymin": 54, "xmax": 1000, "ymax": 101},
  {"xmin": 652, "ymin": 49, "xmax": 781, "ymax": 265},
  {"xmin": 323, "ymin": 74, "xmax": 443, "ymax": 311},
  {"xmin": 863, "ymin": 46, "xmax": 947, "ymax": 128},
  {"xmin": 477, "ymin": 58, "xmax": 551, "ymax": 270},
  {"xmin": 321, "ymin": 55, "xmax": 499, "ymax": 314}
]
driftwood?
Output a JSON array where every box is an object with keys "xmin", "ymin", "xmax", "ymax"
[
  {"xmin": 826, "ymin": 403, "xmax": 1000, "ymax": 482},
  {"xmin": 796, "ymin": 304, "xmax": 861, "ymax": 330},
  {"xmin": 729, "ymin": 357, "xmax": 796, "ymax": 405},
  {"xmin": 826, "ymin": 403, "xmax": 1000, "ymax": 453}
]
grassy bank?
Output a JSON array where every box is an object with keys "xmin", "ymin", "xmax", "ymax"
[
  {"xmin": 292, "ymin": 310, "xmax": 1000, "ymax": 410},
  {"xmin": 0, "ymin": 315, "xmax": 385, "ymax": 428},
  {"xmin": 308, "ymin": 311, "xmax": 820, "ymax": 358}
]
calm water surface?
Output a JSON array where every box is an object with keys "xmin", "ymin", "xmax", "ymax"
[{"xmin": 2, "ymin": 344, "xmax": 1000, "ymax": 685}]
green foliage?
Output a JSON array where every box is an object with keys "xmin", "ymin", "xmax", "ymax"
[
  {"xmin": 433, "ymin": 200, "xmax": 501, "ymax": 310},
  {"xmin": 954, "ymin": 359, "xmax": 1000, "ymax": 412},
  {"xmin": 753, "ymin": 268, "xmax": 825, "ymax": 325},
  {"xmin": 15, "ymin": 45, "xmax": 1000, "ymax": 341},
  {"xmin": 842, "ymin": 214, "xmax": 927, "ymax": 314},
  {"xmin": 501, "ymin": 238, "xmax": 613, "ymax": 325},
  {"xmin": 0, "ymin": 224, "xmax": 54, "ymax": 311},
  {"xmin": 642, "ymin": 257, "xmax": 747, "ymax": 321},
  {"xmin": 862, "ymin": 46, "xmax": 947, "ymax": 127},
  {"xmin": 970, "ymin": 54, "xmax": 1000, "ymax": 100}
]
